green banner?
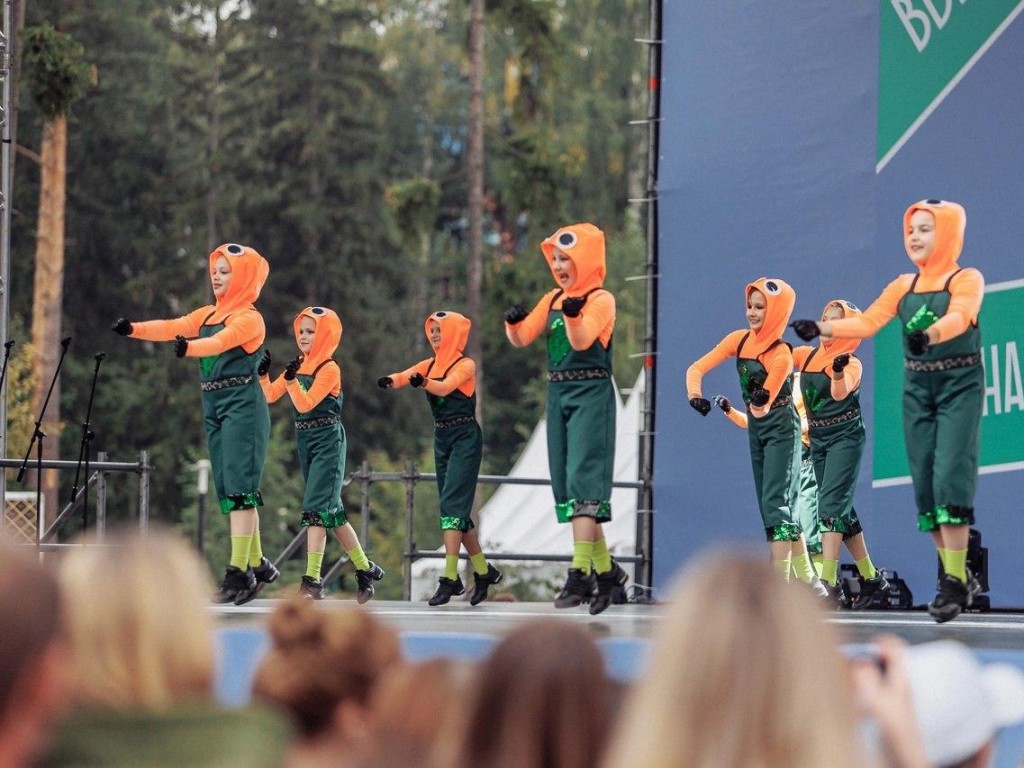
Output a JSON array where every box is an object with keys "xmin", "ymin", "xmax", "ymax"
[
  {"xmin": 872, "ymin": 280, "xmax": 1024, "ymax": 485},
  {"xmin": 878, "ymin": 0, "xmax": 1024, "ymax": 168}
]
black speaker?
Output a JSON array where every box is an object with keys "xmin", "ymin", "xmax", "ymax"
[{"xmin": 839, "ymin": 565, "xmax": 914, "ymax": 610}]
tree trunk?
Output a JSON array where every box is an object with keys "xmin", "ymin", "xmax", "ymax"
[
  {"xmin": 467, "ymin": 0, "xmax": 485, "ymax": 427},
  {"xmin": 29, "ymin": 115, "xmax": 67, "ymax": 532}
]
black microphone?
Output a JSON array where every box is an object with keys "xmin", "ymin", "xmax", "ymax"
[
  {"xmin": 61, "ymin": 337, "xmax": 72, "ymax": 349},
  {"xmin": 4, "ymin": 340, "xmax": 14, "ymax": 350},
  {"xmin": 94, "ymin": 352, "xmax": 107, "ymax": 361}
]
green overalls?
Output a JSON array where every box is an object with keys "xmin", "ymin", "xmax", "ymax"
[
  {"xmin": 899, "ymin": 271, "xmax": 984, "ymax": 531},
  {"xmin": 736, "ymin": 334, "xmax": 801, "ymax": 540},
  {"xmin": 425, "ymin": 357, "xmax": 483, "ymax": 532},
  {"xmin": 546, "ymin": 289, "xmax": 616, "ymax": 524},
  {"xmin": 294, "ymin": 361, "xmax": 347, "ymax": 528},
  {"xmin": 198, "ymin": 313, "xmax": 271, "ymax": 513},
  {"xmin": 795, "ymin": 441, "xmax": 822, "ymax": 554},
  {"xmin": 799, "ymin": 350, "xmax": 865, "ymax": 539}
]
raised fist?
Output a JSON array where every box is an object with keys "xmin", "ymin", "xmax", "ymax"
[
  {"xmin": 831, "ymin": 353, "xmax": 850, "ymax": 374},
  {"xmin": 749, "ymin": 388, "xmax": 770, "ymax": 408},
  {"xmin": 689, "ymin": 397, "xmax": 711, "ymax": 417},
  {"xmin": 377, "ymin": 376, "xmax": 393, "ymax": 389},
  {"xmin": 790, "ymin": 319, "xmax": 821, "ymax": 341},
  {"xmin": 283, "ymin": 358, "xmax": 301, "ymax": 381},
  {"xmin": 112, "ymin": 318, "xmax": 133, "ymax": 337},
  {"xmin": 257, "ymin": 349, "xmax": 272, "ymax": 377},
  {"xmin": 561, "ymin": 296, "xmax": 586, "ymax": 318},
  {"xmin": 907, "ymin": 329, "xmax": 930, "ymax": 356},
  {"xmin": 409, "ymin": 372, "xmax": 425, "ymax": 388},
  {"xmin": 503, "ymin": 305, "xmax": 528, "ymax": 325},
  {"xmin": 713, "ymin": 395, "xmax": 732, "ymax": 413},
  {"xmin": 173, "ymin": 335, "xmax": 188, "ymax": 358}
]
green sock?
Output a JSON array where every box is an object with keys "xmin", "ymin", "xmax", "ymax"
[
  {"xmin": 591, "ymin": 538, "xmax": 612, "ymax": 574},
  {"xmin": 229, "ymin": 535, "xmax": 251, "ymax": 570},
  {"xmin": 774, "ymin": 555, "xmax": 792, "ymax": 581},
  {"xmin": 820, "ymin": 559, "xmax": 839, "ymax": 587},
  {"xmin": 249, "ymin": 531, "xmax": 264, "ymax": 564},
  {"xmin": 811, "ymin": 553, "xmax": 824, "ymax": 578},
  {"xmin": 572, "ymin": 541, "xmax": 594, "ymax": 572},
  {"xmin": 444, "ymin": 555, "xmax": 460, "ymax": 580},
  {"xmin": 855, "ymin": 555, "xmax": 877, "ymax": 581},
  {"xmin": 470, "ymin": 552, "xmax": 488, "ymax": 576},
  {"xmin": 945, "ymin": 548, "xmax": 968, "ymax": 582},
  {"xmin": 347, "ymin": 545, "xmax": 370, "ymax": 572},
  {"xmin": 791, "ymin": 552, "xmax": 816, "ymax": 584},
  {"xmin": 306, "ymin": 551, "xmax": 324, "ymax": 580},
  {"xmin": 937, "ymin": 548, "xmax": 949, "ymax": 573}
]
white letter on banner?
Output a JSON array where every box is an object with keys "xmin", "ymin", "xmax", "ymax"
[
  {"xmin": 923, "ymin": 0, "xmax": 952, "ymax": 29},
  {"xmin": 1004, "ymin": 342, "xmax": 1024, "ymax": 413},
  {"xmin": 892, "ymin": 0, "xmax": 931, "ymax": 52},
  {"xmin": 984, "ymin": 345, "xmax": 1001, "ymax": 416}
]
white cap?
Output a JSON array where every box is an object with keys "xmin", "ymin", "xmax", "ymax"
[{"xmin": 904, "ymin": 640, "xmax": 1024, "ymax": 766}]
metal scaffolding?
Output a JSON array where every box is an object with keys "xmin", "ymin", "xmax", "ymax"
[{"xmin": 0, "ymin": 0, "xmax": 14, "ymax": 530}]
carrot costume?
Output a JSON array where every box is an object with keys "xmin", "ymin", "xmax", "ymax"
[{"xmin": 113, "ymin": 243, "xmax": 273, "ymax": 605}]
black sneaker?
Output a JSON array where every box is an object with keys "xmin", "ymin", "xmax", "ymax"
[
  {"xmin": 469, "ymin": 564, "xmax": 503, "ymax": 606},
  {"xmin": 589, "ymin": 569, "xmax": 620, "ymax": 615},
  {"xmin": 298, "ymin": 575, "xmax": 325, "ymax": 600},
  {"xmin": 929, "ymin": 574, "xmax": 970, "ymax": 623},
  {"xmin": 252, "ymin": 556, "xmax": 280, "ymax": 585},
  {"xmin": 355, "ymin": 561, "xmax": 385, "ymax": 604},
  {"xmin": 610, "ymin": 559, "xmax": 629, "ymax": 587},
  {"xmin": 966, "ymin": 568, "xmax": 983, "ymax": 606},
  {"xmin": 554, "ymin": 568, "xmax": 597, "ymax": 609},
  {"xmin": 851, "ymin": 571, "xmax": 890, "ymax": 610},
  {"xmin": 428, "ymin": 576, "xmax": 465, "ymax": 606},
  {"xmin": 824, "ymin": 582, "xmax": 848, "ymax": 609},
  {"xmin": 212, "ymin": 566, "xmax": 258, "ymax": 606}
]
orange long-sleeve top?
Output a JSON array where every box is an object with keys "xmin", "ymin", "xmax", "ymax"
[
  {"xmin": 386, "ymin": 357, "xmax": 476, "ymax": 398},
  {"xmin": 129, "ymin": 306, "xmax": 265, "ymax": 357},
  {"xmin": 792, "ymin": 346, "xmax": 862, "ymax": 403},
  {"xmin": 505, "ymin": 289, "xmax": 615, "ymax": 351},
  {"xmin": 260, "ymin": 361, "xmax": 341, "ymax": 414},
  {"xmin": 826, "ymin": 268, "xmax": 983, "ymax": 343},
  {"xmin": 686, "ymin": 330, "xmax": 793, "ymax": 419}
]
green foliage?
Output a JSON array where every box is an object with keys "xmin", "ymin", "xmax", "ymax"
[{"xmin": 19, "ymin": 25, "xmax": 92, "ymax": 119}]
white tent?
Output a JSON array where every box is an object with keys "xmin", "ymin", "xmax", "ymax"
[{"xmin": 411, "ymin": 370, "xmax": 645, "ymax": 599}]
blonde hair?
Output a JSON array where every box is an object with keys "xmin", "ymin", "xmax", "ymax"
[
  {"xmin": 58, "ymin": 526, "xmax": 215, "ymax": 710},
  {"xmin": 603, "ymin": 549, "xmax": 861, "ymax": 768},
  {"xmin": 251, "ymin": 598, "xmax": 401, "ymax": 738}
]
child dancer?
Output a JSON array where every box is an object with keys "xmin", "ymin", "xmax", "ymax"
[
  {"xmin": 503, "ymin": 223, "xmax": 628, "ymax": 616},
  {"xmin": 112, "ymin": 243, "xmax": 276, "ymax": 605},
  {"xmin": 377, "ymin": 310, "xmax": 501, "ymax": 606},
  {"xmin": 260, "ymin": 306, "xmax": 384, "ymax": 602},
  {"xmin": 791, "ymin": 299, "xmax": 887, "ymax": 609},
  {"xmin": 792, "ymin": 200, "xmax": 984, "ymax": 623},
  {"xmin": 687, "ymin": 278, "xmax": 827, "ymax": 595}
]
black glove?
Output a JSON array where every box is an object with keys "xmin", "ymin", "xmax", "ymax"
[
  {"xmin": 377, "ymin": 376, "xmax": 393, "ymax": 389},
  {"xmin": 257, "ymin": 349, "xmax": 272, "ymax": 377},
  {"xmin": 749, "ymin": 388, "xmax": 770, "ymax": 407},
  {"xmin": 831, "ymin": 353, "xmax": 850, "ymax": 374},
  {"xmin": 409, "ymin": 372, "xmax": 425, "ymax": 388},
  {"xmin": 907, "ymin": 329, "xmax": 930, "ymax": 356},
  {"xmin": 561, "ymin": 296, "xmax": 586, "ymax": 318},
  {"xmin": 283, "ymin": 358, "xmax": 300, "ymax": 381},
  {"xmin": 173, "ymin": 335, "xmax": 188, "ymax": 358},
  {"xmin": 712, "ymin": 395, "xmax": 732, "ymax": 413},
  {"xmin": 503, "ymin": 305, "xmax": 528, "ymax": 325},
  {"xmin": 790, "ymin": 319, "xmax": 821, "ymax": 341},
  {"xmin": 112, "ymin": 318, "xmax": 133, "ymax": 336},
  {"xmin": 689, "ymin": 397, "xmax": 711, "ymax": 416}
]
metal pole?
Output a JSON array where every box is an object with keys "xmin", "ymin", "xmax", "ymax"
[
  {"xmin": 0, "ymin": 0, "xmax": 14, "ymax": 537},
  {"xmin": 403, "ymin": 460, "xmax": 416, "ymax": 600},
  {"xmin": 194, "ymin": 458, "xmax": 210, "ymax": 555},
  {"xmin": 96, "ymin": 451, "xmax": 107, "ymax": 539},
  {"xmin": 138, "ymin": 450, "xmax": 150, "ymax": 534}
]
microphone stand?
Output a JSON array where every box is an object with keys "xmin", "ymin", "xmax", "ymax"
[
  {"xmin": 0, "ymin": 339, "xmax": 15, "ymax": 396},
  {"xmin": 17, "ymin": 337, "xmax": 71, "ymax": 545},
  {"xmin": 70, "ymin": 351, "xmax": 105, "ymax": 531}
]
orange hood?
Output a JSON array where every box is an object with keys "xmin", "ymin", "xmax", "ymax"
[
  {"xmin": 293, "ymin": 306, "xmax": 343, "ymax": 369},
  {"xmin": 903, "ymin": 199, "xmax": 966, "ymax": 277},
  {"xmin": 744, "ymin": 277, "xmax": 795, "ymax": 357},
  {"xmin": 425, "ymin": 310, "xmax": 471, "ymax": 372},
  {"xmin": 209, "ymin": 243, "xmax": 270, "ymax": 321},
  {"xmin": 541, "ymin": 223, "xmax": 606, "ymax": 297},
  {"xmin": 818, "ymin": 299, "xmax": 861, "ymax": 364}
]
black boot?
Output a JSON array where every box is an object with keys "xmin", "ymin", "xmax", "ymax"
[
  {"xmin": 851, "ymin": 571, "xmax": 890, "ymax": 610},
  {"xmin": 554, "ymin": 568, "xmax": 596, "ymax": 609},
  {"xmin": 929, "ymin": 574, "xmax": 969, "ymax": 623},
  {"xmin": 469, "ymin": 564, "xmax": 503, "ymax": 606},
  {"xmin": 589, "ymin": 569, "xmax": 619, "ymax": 615},
  {"xmin": 428, "ymin": 576, "xmax": 465, "ymax": 606},
  {"xmin": 355, "ymin": 561, "xmax": 385, "ymax": 604},
  {"xmin": 252, "ymin": 556, "xmax": 280, "ymax": 585},
  {"xmin": 297, "ymin": 575, "xmax": 325, "ymax": 600},
  {"xmin": 212, "ymin": 566, "xmax": 258, "ymax": 606}
]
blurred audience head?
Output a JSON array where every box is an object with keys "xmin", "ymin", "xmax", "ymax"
[
  {"xmin": 604, "ymin": 548, "xmax": 860, "ymax": 768},
  {"xmin": 449, "ymin": 618, "xmax": 614, "ymax": 768},
  {"xmin": 59, "ymin": 525, "xmax": 215, "ymax": 709}
]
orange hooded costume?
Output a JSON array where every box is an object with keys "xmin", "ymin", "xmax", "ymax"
[
  {"xmin": 386, "ymin": 311, "xmax": 476, "ymax": 398},
  {"xmin": 793, "ymin": 299, "xmax": 864, "ymax": 406},
  {"xmin": 262, "ymin": 306, "xmax": 344, "ymax": 412}
]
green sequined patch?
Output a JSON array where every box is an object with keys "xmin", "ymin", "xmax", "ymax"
[
  {"xmin": 738, "ymin": 364, "xmax": 763, "ymax": 399},
  {"xmin": 905, "ymin": 303, "xmax": 940, "ymax": 333},
  {"xmin": 219, "ymin": 491, "xmax": 264, "ymax": 514},
  {"xmin": 200, "ymin": 355, "xmax": 218, "ymax": 378},
  {"xmin": 802, "ymin": 384, "xmax": 825, "ymax": 414},
  {"xmin": 555, "ymin": 500, "xmax": 575, "ymax": 524},
  {"xmin": 934, "ymin": 504, "xmax": 972, "ymax": 527},
  {"xmin": 547, "ymin": 318, "xmax": 571, "ymax": 365},
  {"xmin": 440, "ymin": 515, "xmax": 472, "ymax": 532},
  {"xmin": 768, "ymin": 523, "xmax": 801, "ymax": 542}
]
